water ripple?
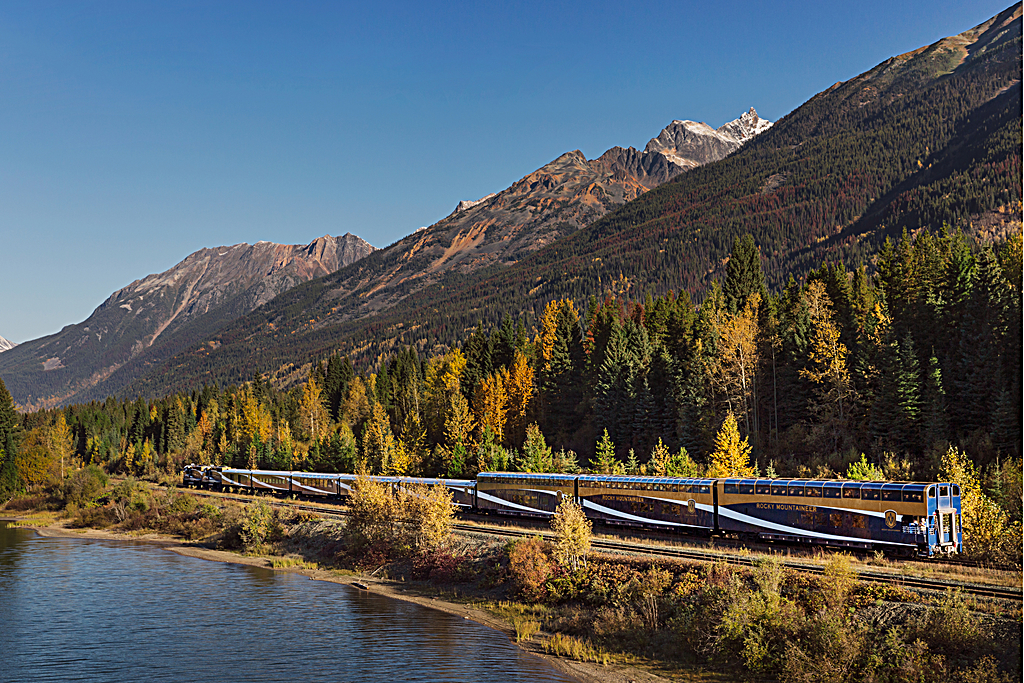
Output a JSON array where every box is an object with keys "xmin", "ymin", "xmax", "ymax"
[{"xmin": 0, "ymin": 524, "xmax": 574, "ymax": 683}]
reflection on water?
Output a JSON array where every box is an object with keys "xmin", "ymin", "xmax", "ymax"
[{"xmin": 0, "ymin": 522, "xmax": 574, "ymax": 682}]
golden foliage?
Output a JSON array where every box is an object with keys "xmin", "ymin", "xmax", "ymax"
[
  {"xmin": 504, "ymin": 350, "xmax": 535, "ymax": 447},
  {"xmin": 707, "ymin": 412, "xmax": 756, "ymax": 478},
  {"xmin": 298, "ymin": 373, "xmax": 328, "ymax": 442},
  {"xmin": 15, "ymin": 427, "xmax": 59, "ymax": 488},
  {"xmin": 800, "ymin": 281, "xmax": 853, "ymax": 423},
  {"xmin": 715, "ymin": 292, "xmax": 761, "ymax": 432},
  {"xmin": 362, "ymin": 403, "xmax": 397, "ymax": 474},
  {"xmin": 551, "ymin": 497, "xmax": 591, "ymax": 571},
  {"xmin": 474, "ymin": 367, "xmax": 509, "ymax": 444},
  {"xmin": 342, "ymin": 375, "xmax": 371, "ymax": 427},
  {"xmin": 940, "ymin": 446, "xmax": 1019, "ymax": 561}
]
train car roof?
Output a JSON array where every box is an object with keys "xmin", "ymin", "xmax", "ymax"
[
  {"xmin": 721, "ymin": 478, "xmax": 940, "ymax": 489},
  {"xmin": 577, "ymin": 474, "xmax": 716, "ymax": 485},
  {"xmin": 478, "ymin": 471, "xmax": 578, "ymax": 480}
]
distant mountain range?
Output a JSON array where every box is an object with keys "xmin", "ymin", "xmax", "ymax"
[
  {"xmin": 0, "ymin": 109, "xmax": 771, "ymax": 407},
  {"xmin": 0, "ymin": 336, "xmax": 15, "ymax": 354},
  {"xmin": 109, "ymin": 4, "xmax": 1017, "ymax": 402},
  {"xmin": 0, "ymin": 234, "xmax": 374, "ymax": 409},
  {"xmin": 2, "ymin": 5, "xmax": 1021, "ymax": 408}
]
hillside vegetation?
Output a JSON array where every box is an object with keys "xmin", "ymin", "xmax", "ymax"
[{"xmin": 103, "ymin": 6, "xmax": 1021, "ymax": 401}]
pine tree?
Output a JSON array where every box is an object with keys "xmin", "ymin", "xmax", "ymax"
[
  {"xmin": 723, "ymin": 234, "xmax": 767, "ymax": 316},
  {"xmin": 592, "ymin": 428, "xmax": 617, "ymax": 474},
  {"xmin": 0, "ymin": 379, "xmax": 22, "ymax": 499},
  {"xmin": 519, "ymin": 423, "xmax": 553, "ymax": 473},
  {"xmin": 921, "ymin": 354, "xmax": 947, "ymax": 448},
  {"xmin": 893, "ymin": 332, "xmax": 922, "ymax": 454}
]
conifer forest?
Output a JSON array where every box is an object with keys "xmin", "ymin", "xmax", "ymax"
[{"xmin": 2, "ymin": 229, "xmax": 1019, "ymax": 523}]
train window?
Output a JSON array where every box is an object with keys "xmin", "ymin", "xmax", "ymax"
[
  {"xmin": 939, "ymin": 486, "xmax": 949, "ymax": 497},
  {"xmin": 770, "ymin": 482, "xmax": 787, "ymax": 496},
  {"xmin": 861, "ymin": 487, "xmax": 880, "ymax": 500},
  {"xmin": 881, "ymin": 488, "xmax": 901, "ymax": 502},
  {"xmin": 823, "ymin": 485, "xmax": 842, "ymax": 498},
  {"xmin": 701, "ymin": 484, "xmax": 711, "ymax": 494},
  {"xmin": 805, "ymin": 485, "xmax": 822, "ymax": 497},
  {"xmin": 928, "ymin": 486, "xmax": 936, "ymax": 498},
  {"xmin": 739, "ymin": 482, "xmax": 755, "ymax": 495},
  {"xmin": 724, "ymin": 483, "xmax": 739, "ymax": 494},
  {"xmin": 903, "ymin": 490, "xmax": 923, "ymax": 503},
  {"xmin": 755, "ymin": 482, "xmax": 771, "ymax": 495},
  {"xmin": 788, "ymin": 484, "xmax": 804, "ymax": 497},
  {"xmin": 842, "ymin": 486, "xmax": 860, "ymax": 499},
  {"xmin": 951, "ymin": 485, "xmax": 960, "ymax": 497}
]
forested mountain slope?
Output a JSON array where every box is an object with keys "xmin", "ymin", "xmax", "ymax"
[
  {"xmin": 16, "ymin": 110, "xmax": 769, "ymax": 407},
  {"xmin": 0, "ymin": 234, "xmax": 374, "ymax": 409},
  {"xmin": 92, "ymin": 6, "xmax": 1024, "ymax": 401}
]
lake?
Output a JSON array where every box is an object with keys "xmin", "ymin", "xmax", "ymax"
[{"xmin": 0, "ymin": 522, "xmax": 576, "ymax": 682}]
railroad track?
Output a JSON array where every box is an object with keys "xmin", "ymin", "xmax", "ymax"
[{"xmin": 178, "ymin": 486, "xmax": 1022, "ymax": 601}]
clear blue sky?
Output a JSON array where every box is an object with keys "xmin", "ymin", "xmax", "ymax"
[{"xmin": 0, "ymin": 0, "xmax": 1013, "ymax": 344}]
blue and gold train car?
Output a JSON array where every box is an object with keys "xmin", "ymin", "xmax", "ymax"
[
  {"xmin": 577, "ymin": 475, "xmax": 716, "ymax": 533},
  {"xmin": 715, "ymin": 478, "xmax": 962, "ymax": 556},
  {"xmin": 476, "ymin": 472, "xmax": 575, "ymax": 516},
  {"xmin": 397, "ymin": 477, "xmax": 476, "ymax": 510}
]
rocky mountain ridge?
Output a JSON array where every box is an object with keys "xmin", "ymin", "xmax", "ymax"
[
  {"xmin": 293, "ymin": 109, "xmax": 773, "ymax": 323},
  {"xmin": 0, "ymin": 336, "xmax": 15, "ymax": 354},
  {"xmin": 0, "ymin": 233, "xmax": 374, "ymax": 408},
  {"xmin": 111, "ymin": 5, "xmax": 1021, "ymax": 403}
]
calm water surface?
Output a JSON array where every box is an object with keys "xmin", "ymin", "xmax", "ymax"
[{"xmin": 0, "ymin": 522, "xmax": 575, "ymax": 682}]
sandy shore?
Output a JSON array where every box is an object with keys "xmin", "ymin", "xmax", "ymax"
[{"xmin": 9, "ymin": 520, "xmax": 682, "ymax": 683}]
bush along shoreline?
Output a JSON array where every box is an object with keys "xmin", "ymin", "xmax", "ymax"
[{"xmin": 3, "ymin": 471, "xmax": 1021, "ymax": 683}]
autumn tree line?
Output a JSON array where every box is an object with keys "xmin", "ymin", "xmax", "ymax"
[{"xmin": 0, "ymin": 228, "xmax": 1020, "ymax": 524}]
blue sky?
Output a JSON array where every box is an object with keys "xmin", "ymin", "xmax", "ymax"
[{"xmin": 0, "ymin": 0, "xmax": 1013, "ymax": 343}]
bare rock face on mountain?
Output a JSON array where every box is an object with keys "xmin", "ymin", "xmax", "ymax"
[
  {"xmin": 0, "ymin": 336, "xmax": 15, "ymax": 353},
  {"xmin": 314, "ymin": 109, "xmax": 772, "ymax": 320},
  {"xmin": 0, "ymin": 233, "xmax": 374, "ymax": 408},
  {"xmin": 644, "ymin": 107, "xmax": 773, "ymax": 170}
]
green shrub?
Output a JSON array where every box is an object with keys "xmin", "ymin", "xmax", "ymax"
[
  {"xmin": 239, "ymin": 500, "xmax": 276, "ymax": 554},
  {"xmin": 61, "ymin": 465, "xmax": 108, "ymax": 508},
  {"xmin": 110, "ymin": 478, "xmax": 152, "ymax": 524},
  {"xmin": 918, "ymin": 588, "xmax": 986, "ymax": 656}
]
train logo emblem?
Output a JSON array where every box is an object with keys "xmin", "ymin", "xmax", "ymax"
[
  {"xmin": 687, "ymin": 499, "xmax": 696, "ymax": 514},
  {"xmin": 885, "ymin": 510, "xmax": 897, "ymax": 528}
]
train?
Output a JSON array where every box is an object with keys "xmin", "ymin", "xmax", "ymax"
[{"xmin": 182, "ymin": 465, "xmax": 963, "ymax": 557}]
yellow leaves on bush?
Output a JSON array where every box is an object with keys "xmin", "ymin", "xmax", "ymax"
[{"xmin": 551, "ymin": 498, "xmax": 591, "ymax": 571}]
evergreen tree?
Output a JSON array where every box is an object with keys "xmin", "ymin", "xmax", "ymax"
[
  {"xmin": 591, "ymin": 428, "xmax": 616, "ymax": 474},
  {"xmin": 722, "ymin": 234, "xmax": 767, "ymax": 316},
  {"xmin": 0, "ymin": 379, "xmax": 21, "ymax": 499}
]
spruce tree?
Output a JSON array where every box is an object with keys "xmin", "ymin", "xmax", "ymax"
[
  {"xmin": 723, "ymin": 234, "xmax": 767, "ymax": 316},
  {"xmin": 0, "ymin": 378, "xmax": 21, "ymax": 499}
]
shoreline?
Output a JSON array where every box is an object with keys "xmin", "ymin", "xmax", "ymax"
[{"xmin": 6, "ymin": 519, "xmax": 677, "ymax": 683}]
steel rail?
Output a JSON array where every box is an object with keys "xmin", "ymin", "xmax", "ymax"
[{"xmin": 176, "ymin": 485, "xmax": 1021, "ymax": 600}]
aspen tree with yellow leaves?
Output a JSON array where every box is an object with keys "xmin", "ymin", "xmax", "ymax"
[
  {"xmin": 474, "ymin": 367, "xmax": 509, "ymax": 444},
  {"xmin": 715, "ymin": 292, "xmax": 761, "ymax": 437},
  {"xmin": 504, "ymin": 350, "xmax": 535, "ymax": 448},
  {"xmin": 299, "ymin": 373, "xmax": 329, "ymax": 442},
  {"xmin": 800, "ymin": 281, "xmax": 854, "ymax": 452},
  {"xmin": 48, "ymin": 413, "xmax": 74, "ymax": 481}
]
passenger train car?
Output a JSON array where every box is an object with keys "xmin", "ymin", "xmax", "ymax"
[{"xmin": 182, "ymin": 464, "xmax": 962, "ymax": 557}]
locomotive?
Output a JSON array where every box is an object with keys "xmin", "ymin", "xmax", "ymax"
[{"xmin": 182, "ymin": 465, "xmax": 962, "ymax": 557}]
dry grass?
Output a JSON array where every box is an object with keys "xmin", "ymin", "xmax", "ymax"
[
  {"xmin": 512, "ymin": 615, "xmax": 541, "ymax": 642},
  {"xmin": 268, "ymin": 556, "xmax": 319, "ymax": 570},
  {"xmin": 544, "ymin": 633, "xmax": 610, "ymax": 665}
]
